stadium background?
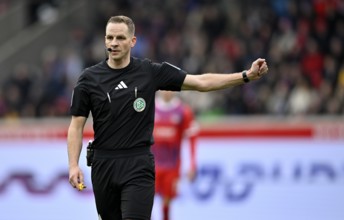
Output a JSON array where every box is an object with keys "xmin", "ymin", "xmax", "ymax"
[{"xmin": 0, "ymin": 0, "xmax": 343, "ymax": 219}]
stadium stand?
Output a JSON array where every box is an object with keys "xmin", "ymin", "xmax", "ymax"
[{"xmin": 0, "ymin": 0, "xmax": 343, "ymax": 118}]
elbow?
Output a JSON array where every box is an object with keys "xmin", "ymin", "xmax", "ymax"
[
  {"xmin": 198, "ymin": 82, "xmax": 214, "ymax": 92},
  {"xmin": 184, "ymin": 74, "xmax": 213, "ymax": 92},
  {"xmin": 195, "ymin": 79, "xmax": 212, "ymax": 92}
]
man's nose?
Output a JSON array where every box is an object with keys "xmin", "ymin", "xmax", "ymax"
[{"xmin": 111, "ymin": 39, "xmax": 119, "ymax": 46}]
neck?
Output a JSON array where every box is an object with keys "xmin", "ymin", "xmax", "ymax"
[{"xmin": 107, "ymin": 56, "xmax": 130, "ymax": 69}]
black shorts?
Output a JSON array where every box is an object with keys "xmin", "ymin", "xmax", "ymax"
[{"xmin": 91, "ymin": 147, "xmax": 155, "ymax": 220}]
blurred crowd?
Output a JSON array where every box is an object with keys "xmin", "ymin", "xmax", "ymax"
[{"xmin": 1, "ymin": 0, "xmax": 344, "ymax": 118}]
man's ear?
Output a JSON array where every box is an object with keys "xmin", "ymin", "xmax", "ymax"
[{"xmin": 131, "ymin": 36, "xmax": 137, "ymax": 48}]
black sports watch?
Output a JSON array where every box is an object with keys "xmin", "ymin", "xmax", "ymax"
[{"xmin": 242, "ymin": 70, "xmax": 249, "ymax": 83}]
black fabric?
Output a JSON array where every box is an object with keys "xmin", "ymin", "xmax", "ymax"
[
  {"xmin": 93, "ymin": 146, "xmax": 151, "ymax": 159},
  {"xmin": 70, "ymin": 57, "xmax": 187, "ymax": 150},
  {"xmin": 91, "ymin": 151, "xmax": 155, "ymax": 220}
]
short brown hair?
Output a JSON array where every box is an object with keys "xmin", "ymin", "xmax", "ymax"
[{"xmin": 106, "ymin": 15, "xmax": 135, "ymax": 36}]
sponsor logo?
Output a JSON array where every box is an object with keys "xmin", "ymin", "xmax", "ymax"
[{"xmin": 115, "ymin": 81, "xmax": 128, "ymax": 90}]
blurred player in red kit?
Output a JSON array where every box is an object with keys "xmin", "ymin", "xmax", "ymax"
[{"xmin": 152, "ymin": 90, "xmax": 198, "ymax": 220}]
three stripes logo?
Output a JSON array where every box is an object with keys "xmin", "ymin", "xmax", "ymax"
[{"xmin": 115, "ymin": 81, "xmax": 128, "ymax": 90}]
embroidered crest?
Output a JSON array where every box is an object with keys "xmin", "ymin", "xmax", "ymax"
[{"xmin": 133, "ymin": 98, "xmax": 146, "ymax": 112}]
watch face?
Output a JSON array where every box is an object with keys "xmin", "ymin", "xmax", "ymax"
[{"xmin": 133, "ymin": 98, "xmax": 146, "ymax": 112}]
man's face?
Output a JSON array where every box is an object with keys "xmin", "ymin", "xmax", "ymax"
[{"xmin": 105, "ymin": 22, "xmax": 136, "ymax": 61}]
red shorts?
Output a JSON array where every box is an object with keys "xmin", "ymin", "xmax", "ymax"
[{"xmin": 155, "ymin": 168, "xmax": 179, "ymax": 198}]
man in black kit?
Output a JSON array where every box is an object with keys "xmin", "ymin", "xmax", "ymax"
[{"xmin": 67, "ymin": 15, "xmax": 269, "ymax": 220}]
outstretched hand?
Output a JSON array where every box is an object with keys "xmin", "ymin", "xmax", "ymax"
[{"xmin": 247, "ymin": 58, "xmax": 269, "ymax": 80}]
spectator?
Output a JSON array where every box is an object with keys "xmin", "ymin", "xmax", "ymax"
[{"xmin": 1, "ymin": 0, "xmax": 344, "ymax": 117}]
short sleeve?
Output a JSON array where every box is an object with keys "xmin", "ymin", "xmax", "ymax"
[
  {"xmin": 152, "ymin": 62, "xmax": 187, "ymax": 91},
  {"xmin": 70, "ymin": 76, "xmax": 91, "ymax": 117}
]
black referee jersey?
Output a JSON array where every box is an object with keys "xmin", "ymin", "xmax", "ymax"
[{"xmin": 70, "ymin": 57, "xmax": 187, "ymax": 150}]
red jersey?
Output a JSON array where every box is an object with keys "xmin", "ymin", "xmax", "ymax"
[{"xmin": 152, "ymin": 96, "xmax": 197, "ymax": 171}]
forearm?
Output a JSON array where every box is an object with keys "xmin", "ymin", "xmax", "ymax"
[
  {"xmin": 182, "ymin": 58, "xmax": 268, "ymax": 91},
  {"xmin": 182, "ymin": 70, "xmax": 249, "ymax": 91},
  {"xmin": 67, "ymin": 126, "xmax": 84, "ymax": 168},
  {"xmin": 200, "ymin": 72, "xmax": 244, "ymax": 91}
]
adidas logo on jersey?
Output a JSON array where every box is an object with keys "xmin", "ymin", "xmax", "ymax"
[{"xmin": 115, "ymin": 81, "xmax": 128, "ymax": 90}]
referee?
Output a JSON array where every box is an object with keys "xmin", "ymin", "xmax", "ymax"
[{"xmin": 67, "ymin": 15, "xmax": 268, "ymax": 220}]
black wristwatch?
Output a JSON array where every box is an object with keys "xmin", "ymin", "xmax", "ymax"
[{"xmin": 242, "ymin": 70, "xmax": 249, "ymax": 83}]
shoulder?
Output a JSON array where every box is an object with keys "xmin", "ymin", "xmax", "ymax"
[
  {"xmin": 131, "ymin": 57, "xmax": 158, "ymax": 68},
  {"xmin": 132, "ymin": 56, "xmax": 152, "ymax": 63},
  {"xmin": 84, "ymin": 60, "xmax": 107, "ymax": 74},
  {"xmin": 78, "ymin": 60, "xmax": 107, "ymax": 81}
]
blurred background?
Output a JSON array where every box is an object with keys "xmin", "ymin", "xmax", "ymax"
[{"xmin": 0, "ymin": 0, "xmax": 343, "ymax": 219}]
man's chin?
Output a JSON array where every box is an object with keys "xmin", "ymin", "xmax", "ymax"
[{"xmin": 110, "ymin": 54, "xmax": 122, "ymax": 60}]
